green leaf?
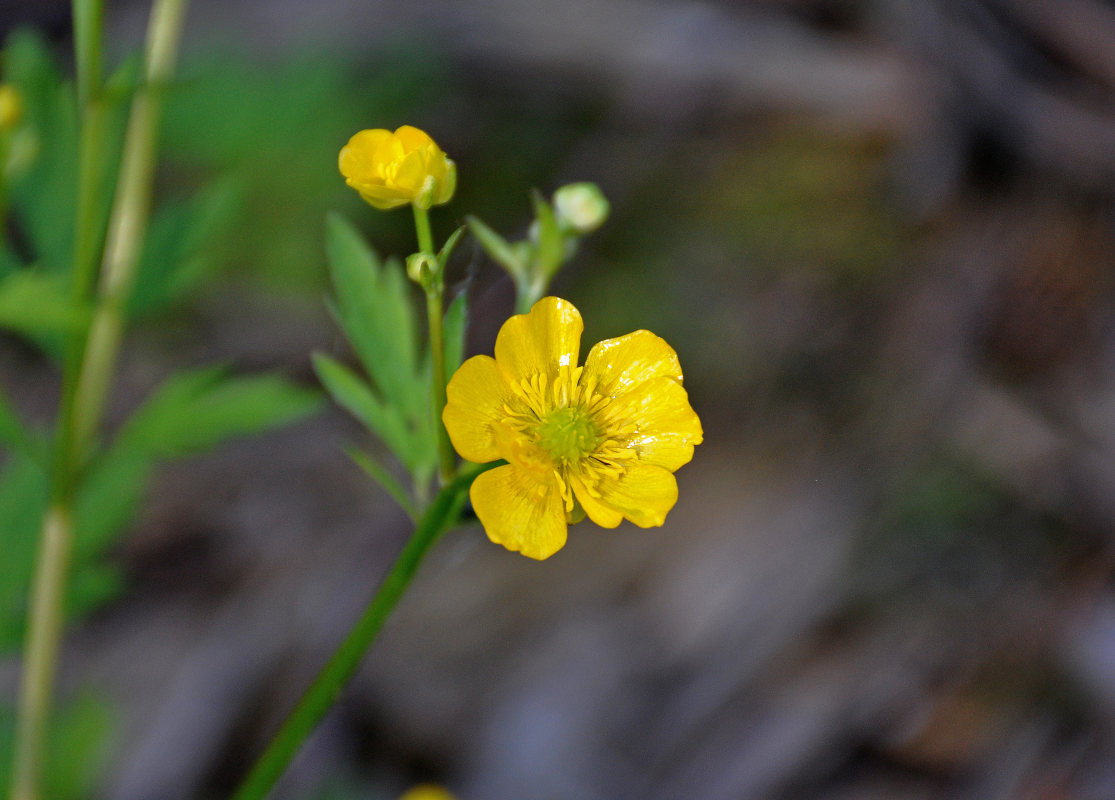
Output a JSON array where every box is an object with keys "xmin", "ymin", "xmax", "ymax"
[
  {"xmin": 466, "ymin": 214, "xmax": 523, "ymax": 277},
  {"xmin": 0, "ymin": 270, "xmax": 91, "ymax": 337},
  {"xmin": 531, "ymin": 189, "xmax": 565, "ymax": 280},
  {"xmin": 115, "ymin": 366, "xmax": 323, "ymax": 459},
  {"xmin": 344, "ymin": 445, "xmax": 417, "ymax": 521},
  {"xmin": 0, "ymin": 694, "xmax": 115, "ymax": 800},
  {"xmin": 324, "ymin": 213, "xmax": 422, "ymax": 414},
  {"xmin": 0, "ymin": 385, "xmax": 42, "ymax": 461},
  {"xmin": 443, "ymin": 290, "xmax": 468, "ymax": 373},
  {"xmin": 0, "ymin": 453, "xmax": 49, "ymax": 652},
  {"xmin": 128, "ymin": 178, "xmax": 244, "ymax": 317},
  {"xmin": 4, "ymin": 30, "xmax": 130, "ymax": 280},
  {"xmin": 72, "ymin": 446, "xmax": 151, "ymax": 561},
  {"xmin": 312, "ymin": 353, "xmax": 412, "ymax": 469},
  {"xmin": 436, "ymin": 225, "xmax": 466, "ymax": 273}
]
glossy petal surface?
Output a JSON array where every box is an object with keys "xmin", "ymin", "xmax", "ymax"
[
  {"xmin": 603, "ymin": 376, "xmax": 703, "ymax": 471},
  {"xmin": 584, "ymin": 461, "xmax": 678, "ymax": 528},
  {"xmin": 494, "ymin": 296, "xmax": 582, "ymax": 384},
  {"xmin": 471, "ymin": 465, "xmax": 568, "ymax": 560},
  {"xmin": 443, "ymin": 355, "xmax": 513, "ymax": 464},
  {"xmin": 583, "ymin": 330, "xmax": 682, "ymax": 397}
]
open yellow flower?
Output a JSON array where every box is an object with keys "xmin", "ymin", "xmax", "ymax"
[
  {"xmin": 338, "ymin": 125, "xmax": 456, "ymax": 210},
  {"xmin": 444, "ymin": 297, "xmax": 702, "ymax": 559}
]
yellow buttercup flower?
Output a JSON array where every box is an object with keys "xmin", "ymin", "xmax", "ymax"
[
  {"xmin": 444, "ymin": 297, "xmax": 702, "ymax": 559},
  {"xmin": 399, "ymin": 785, "xmax": 457, "ymax": 800},
  {"xmin": 338, "ymin": 125, "xmax": 456, "ymax": 210},
  {"xmin": 0, "ymin": 84, "xmax": 22, "ymax": 131}
]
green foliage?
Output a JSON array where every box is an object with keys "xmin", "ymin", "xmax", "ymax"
[
  {"xmin": 0, "ymin": 367, "xmax": 322, "ymax": 653},
  {"xmin": 2, "ymin": 30, "xmax": 132, "ymax": 280},
  {"xmin": 159, "ymin": 48, "xmax": 443, "ymax": 291},
  {"xmin": 443, "ymin": 290, "xmax": 468, "ymax": 374},
  {"xmin": 318, "ymin": 214, "xmax": 439, "ymax": 495},
  {"xmin": 0, "ymin": 452, "xmax": 50, "ymax": 651},
  {"xmin": 0, "ymin": 694, "xmax": 114, "ymax": 800},
  {"xmin": 0, "ymin": 31, "xmax": 328, "ymax": 652},
  {"xmin": 112, "ymin": 366, "xmax": 323, "ymax": 459},
  {"xmin": 0, "ymin": 271, "xmax": 90, "ymax": 337}
]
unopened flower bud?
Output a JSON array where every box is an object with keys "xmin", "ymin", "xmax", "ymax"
[
  {"xmin": 553, "ymin": 182, "xmax": 609, "ymax": 234},
  {"xmin": 406, "ymin": 251, "xmax": 438, "ymax": 288}
]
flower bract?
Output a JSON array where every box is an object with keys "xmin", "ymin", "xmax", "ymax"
[
  {"xmin": 443, "ymin": 297, "xmax": 703, "ymax": 559},
  {"xmin": 338, "ymin": 125, "xmax": 456, "ymax": 210}
]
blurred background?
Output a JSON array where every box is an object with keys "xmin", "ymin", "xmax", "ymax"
[{"xmin": 4, "ymin": 0, "xmax": 1115, "ymax": 798}]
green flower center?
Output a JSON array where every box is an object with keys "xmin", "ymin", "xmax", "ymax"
[{"xmin": 534, "ymin": 406, "xmax": 600, "ymax": 466}]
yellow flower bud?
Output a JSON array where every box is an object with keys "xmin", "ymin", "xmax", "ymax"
[
  {"xmin": 339, "ymin": 125, "xmax": 456, "ymax": 211},
  {"xmin": 0, "ymin": 84, "xmax": 23, "ymax": 132}
]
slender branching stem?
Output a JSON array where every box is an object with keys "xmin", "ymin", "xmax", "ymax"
[
  {"xmin": 231, "ymin": 463, "xmax": 496, "ymax": 800},
  {"xmin": 413, "ymin": 204, "xmax": 456, "ymax": 484},
  {"xmin": 10, "ymin": 1, "xmax": 188, "ymax": 797}
]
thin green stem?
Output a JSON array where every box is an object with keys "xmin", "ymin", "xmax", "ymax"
[
  {"xmin": 412, "ymin": 205, "xmax": 456, "ymax": 484},
  {"xmin": 231, "ymin": 463, "xmax": 496, "ymax": 800},
  {"xmin": 9, "ymin": 506, "xmax": 72, "ymax": 800},
  {"xmin": 426, "ymin": 287, "xmax": 455, "ymax": 484},
  {"xmin": 412, "ymin": 203, "xmax": 434, "ymax": 255},
  {"xmin": 70, "ymin": 0, "xmax": 187, "ymax": 454},
  {"xmin": 10, "ymin": 2, "xmax": 188, "ymax": 798},
  {"xmin": 73, "ymin": 0, "xmax": 104, "ymax": 106}
]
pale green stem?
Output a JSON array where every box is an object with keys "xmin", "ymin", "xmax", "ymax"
[
  {"xmin": 10, "ymin": 2, "xmax": 188, "ymax": 798},
  {"xmin": 71, "ymin": 0, "xmax": 188, "ymax": 453},
  {"xmin": 413, "ymin": 204, "xmax": 456, "ymax": 484},
  {"xmin": 73, "ymin": 0, "xmax": 104, "ymax": 107},
  {"xmin": 9, "ymin": 506, "xmax": 72, "ymax": 800}
]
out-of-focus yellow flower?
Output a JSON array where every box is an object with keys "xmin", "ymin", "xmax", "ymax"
[
  {"xmin": 399, "ymin": 784, "xmax": 457, "ymax": 800},
  {"xmin": 444, "ymin": 297, "xmax": 702, "ymax": 559},
  {"xmin": 338, "ymin": 125, "xmax": 456, "ymax": 211},
  {"xmin": 0, "ymin": 84, "xmax": 22, "ymax": 131}
]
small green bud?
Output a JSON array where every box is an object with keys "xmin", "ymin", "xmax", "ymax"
[
  {"xmin": 553, "ymin": 182, "xmax": 609, "ymax": 234},
  {"xmin": 406, "ymin": 251, "xmax": 438, "ymax": 288}
]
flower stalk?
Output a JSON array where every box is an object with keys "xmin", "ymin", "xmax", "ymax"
[
  {"xmin": 412, "ymin": 205, "xmax": 456, "ymax": 485},
  {"xmin": 231, "ymin": 462, "xmax": 496, "ymax": 800},
  {"xmin": 10, "ymin": 1, "xmax": 188, "ymax": 797}
]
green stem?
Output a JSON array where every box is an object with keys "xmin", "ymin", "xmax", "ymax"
[
  {"xmin": 73, "ymin": 0, "xmax": 104, "ymax": 107},
  {"xmin": 426, "ymin": 287, "xmax": 455, "ymax": 484},
  {"xmin": 412, "ymin": 203, "xmax": 434, "ymax": 255},
  {"xmin": 9, "ymin": 506, "xmax": 72, "ymax": 800},
  {"xmin": 231, "ymin": 463, "xmax": 495, "ymax": 800},
  {"xmin": 69, "ymin": 0, "xmax": 187, "ymax": 454},
  {"xmin": 413, "ymin": 205, "xmax": 456, "ymax": 485},
  {"xmin": 10, "ymin": 2, "xmax": 188, "ymax": 798}
]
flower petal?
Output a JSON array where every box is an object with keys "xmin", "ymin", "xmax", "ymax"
[
  {"xmin": 601, "ymin": 376, "xmax": 703, "ymax": 471},
  {"xmin": 443, "ymin": 355, "xmax": 514, "ymax": 464},
  {"xmin": 348, "ymin": 181, "xmax": 412, "ymax": 209},
  {"xmin": 583, "ymin": 329, "xmax": 683, "ymax": 398},
  {"xmin": 394, "ymin": 124, "xmax": 435, "ymax": 152},
  {"xmin": 338, "ymin": 129, "xmax": 392, "ymax": 180},
  {"xmin": 494, "ymin": 296, "xmax": 582, "ymax": 384},
  {"xmin": 574, "ymin": 461, "xmax": 678, "ymax": 528},
  {"xmin": 470, "ymin": 465, "xmax": 568, "ymax": 559}
]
